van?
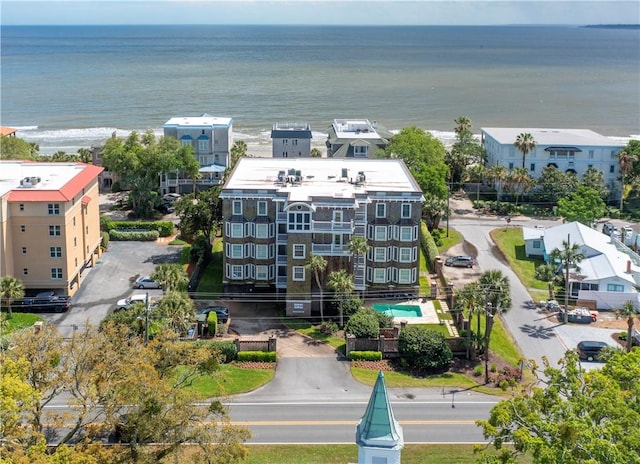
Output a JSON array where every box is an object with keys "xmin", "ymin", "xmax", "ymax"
[
  {"xmin": 444, "ymin": 256, "xmax": 474, "ymax": 268},
  {"xmin": 576, "ymin": 340, "xmax": 608, "ymax": 362}
]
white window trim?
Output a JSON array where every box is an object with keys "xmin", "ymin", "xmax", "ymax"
[
  {"xmin": 373, "ymin": 268, "xmax": 386, "ymax": 283},
  {"xmin": 232, "ymin": 200, "xmax": 242, "ymax": 215},
  {"xmin": 374, "ymin": 226, "xmax": 387, "ymax": 241},
  {"xmin": 257, "ymin": 201, "xmax": 267, "ymax": 216},
  {"xmin": 400, "ymin": 226, "xmax": 412, "ymax": 242},
  {"xmin": 375, "ymin": 203, "xmax": 386, "ymax": 218},
  {"xmin": 401, "ymin": 203, "xmax": 411, "ymax": 219},
  {"xmin": 293, "ymin": 244, "xmax": 306, "ymax": 259},
  {"xmin": 256, "ymin": 265, "xmax": 268, "ymax": 280},
  {"xmin": 398, "ymin": 268, "xmax": 412, "ymax": 284},
  {"xmin": 256, "ymin": 244, "xmax": 268, "ymax": 260},
  {"xmin": 292, "ymin": 266, "xmax": 305, "ymax": 281},
  {"xmin": 399, "ymin": 247, "xmax": 412, "ymax": 263},
  {"xmin": 374, "ymin": 247, "xmax": 386, "ymax": 262}
]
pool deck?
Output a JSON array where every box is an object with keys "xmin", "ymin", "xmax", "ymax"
[{"xmin": 377, "ymin": 299, "xmax": 441, "ymax": 325}]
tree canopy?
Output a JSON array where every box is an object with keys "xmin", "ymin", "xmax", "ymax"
[
  {"xmin": 556, "ymin": 185, "xmax": 606, "ymax": 225},
  {"xmin": 174, "ymin": 187, "xmax": 222, "ymax": 253}
]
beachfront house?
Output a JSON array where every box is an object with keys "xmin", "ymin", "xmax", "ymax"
[
  {"xmin": 481, "ymin": 127, "xmax": 625, "ymax": 198},
  {"xmin": 523, "ymin": 221, "xmax": 640, "ymax": 310},
  {"xmin": 161, "ymin": 114, "xmax": 233, "ymax": 194},
  {"xmin": 271, "ymin": 122, "xmax": 313, "ymax": 158},
  {"xmin": 220, "ymin": 158, "xmax": 424, "ymax": 316},
  {"xmin": 326, "ymin": 119, "xmax": 392, "ymax": 158}
]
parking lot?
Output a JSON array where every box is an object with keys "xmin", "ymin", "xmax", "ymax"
[{"xmin": 42, "ymin": 241, "xmax": 181, "ymax": 336}]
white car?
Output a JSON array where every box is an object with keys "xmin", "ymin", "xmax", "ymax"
[
  {"xmin": 133, "ymin": 276, "xmax": 161, "ymax": 289},
  {"xmin": 116, "ymin": 294, "xmax": 149, "ymax": 311}
]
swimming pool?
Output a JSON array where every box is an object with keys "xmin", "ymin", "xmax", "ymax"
[{"xmin": 372, "ymin": 304, "xmax": 423, "ymax": 318}]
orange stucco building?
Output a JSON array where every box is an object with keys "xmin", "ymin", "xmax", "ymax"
[{"xmin": 0, "ymin": 161, "xmax": 104, "ymax": 296}]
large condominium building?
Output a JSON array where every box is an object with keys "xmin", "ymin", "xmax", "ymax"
[
  {"xmin": 220, "ymin": 158, "xmax": 424, "ymax": 316},
  {"xmin": 326, "ymin": 119, "xmax": 392, "ymax": 158},
  {"xmin": 162, "ymin": 114, "xmax": 233, "ymax": 194},
  {"xmin": 481, "ymin": 127, "xmax": 625, "ymax": 194},
  {"xmin": 271, "ymin": 122, "xmax": 313, "ymax": 158},
  {"xmin": 0, "ymin": 161, "xmax": 104, "ymax": 296}
]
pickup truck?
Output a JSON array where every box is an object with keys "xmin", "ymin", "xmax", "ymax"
[{"xmin": 14, "ymin": 291, "xmax": 71, "ymax": 313}]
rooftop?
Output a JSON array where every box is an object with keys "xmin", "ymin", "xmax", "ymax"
[
  {"xmin": 481, "ymin": 127, "xmax": 624, "ymax": 147},
  {"xmin": 331, "ymin": 119, "xmax": 382, "ymax": 140},
  {"xmin": 164, "ymin": 113, "xmax": 233, "ymax": 128},
  {"xmin": 222, "ymin": 158, "xmax": 422, "ymax": 198}
]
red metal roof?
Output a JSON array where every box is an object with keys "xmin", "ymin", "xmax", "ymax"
[
  {"xmin": 0, "ymin": 127, "xmax": 17, "ymax": 137},
  {"xmin": 7, "ymin": 164, "xmax": 104, "ymax": 203}
]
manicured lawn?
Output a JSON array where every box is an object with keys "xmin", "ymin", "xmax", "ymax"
[
  {"xmin": 413, "ymin": 323, "xmax": 450, "ymax": 336},
  {"xmin": 197, "ymin": 239, "xmax": 224, "ymax": 294},
  {"xmin": 419, "ymin": 248, "xmax": 431, "ymax": 296},
  {"xmin": 438, "ymin": 227, "xmax": 464, "ymax": 253},
  {"xmin": 184, "ymin": 364, "xmax": 275, "ymax": 398},
  {"xmin": 1, "ymin": 312, "xmax": 43, "ymax": 333},
  {"xmin": 490, "ymin": 226, "xmax": 546, "ymax": 292}
]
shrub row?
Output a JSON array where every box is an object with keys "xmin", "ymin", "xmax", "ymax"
[
  {"xmin": 237, "ymin": 351, "xmax": 277, "ymax": 362},
  {"xmin": 109, "ymin": 230, "xmax": 159, "ymax": 241},
  {"xmin": 420, "ymin": 221, "xmax": 439, "ymax": 271},
  {"xmin": 102, "ymin": 218, "xmax": 174, "ymax": 237},
  {"xmin": 194, "ymin": 339, "xmax": 238, "ymax": 363},
  {"xmin": 349, "ymin": 351, "xmax": 382, "ymax": 361}
]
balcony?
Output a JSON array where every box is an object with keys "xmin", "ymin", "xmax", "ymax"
[
  {"xmin": 312, "ymin": 244, "xmax": 350, "ymax": 256},
  {"xmin": 312, "ymin": 220, "xmax": 354, "ymax": 233}
]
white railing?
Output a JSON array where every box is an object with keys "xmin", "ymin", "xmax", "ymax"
[
  {"xmin": 312, "ymin": 244, "xmax": 350, "ymax": 255},
  {"xmin": 312, "ymin": 220, "xmax": 354, "ymax": 233}
]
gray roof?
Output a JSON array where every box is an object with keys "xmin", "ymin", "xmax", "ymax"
[{"xmin": 271, "ymin": 129, "xmax": 312, "ymax": 139}]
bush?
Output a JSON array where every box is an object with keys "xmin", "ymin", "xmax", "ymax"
[
  {"xmin": 190, "ymin": 235, "xmax": 209, "ymax": 263},
  {"xmin": 349, "ymin": 351, "xmax": 382, "ymax": 361},
  {"xmin": 619, "ymin": 331, "xmax": 628, "ymax": 341},
  {"xmin": 398, "ymin": 325, "xmax": 453, "ymax": 372},
  {"xmin": 342, "ymin": 294, "xmax": 364, "ymax": 318},
  {"xmin": 431, "ymin": 228, "xmax": 443, "ymax": 247},
  {"xmin": 319, "ymin": 321, "xmax": 338, "ymax": 335},
  {"xmin": 207, "ymin": 311, "xmax": 218, "ymax": 337},
  {"xmin": 101, "ymin": 231, "xmax": 110, "ymax": 250},
  {"xmin": 345, "ymin": 309, "xmax": 379, "ymax": 339},
  {"xmin": 100, "ymin": 215, "xmax": 112, "ymax": 232},
  {"xmin": 237, "ymin": 351, "xmax": 277, "ymax": 362},
  {"xmin": 180, "ymin": 246, "xmax": 191, "ymax": 265},
  {"xmin": 111, "ymin": 181, "xmax": 121, "ymax": 192},
  {"xmin": 195, "ymin": 340, "xmax": 237, "ymax": 363},
  {"xmin": 107, "ymin": 220, "xmax": 173, "ymax": 237},
  {"xmin": 420, "ymin": 221, "xmax": 439, "ymax": 270},
  {"xmin": 473, "ymin": 365, "xmax": 484, "ymax": 377},
  {"xmin": 109, "ymin": 230, "xmax": 159, "ymax": 241},
  {"xmin": 374, "ymin": 311, "xmax": 394, "ymax": 329}
]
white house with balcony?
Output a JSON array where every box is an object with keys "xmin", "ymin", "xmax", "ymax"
[
  {"xmin": 482, "ymin": 127, "xmax": 625, "ymax": 197},
  {"xmin": 326, "ymin": 119, "xmax": 392, "ymax": 158},
  {"xmin": 161, "ymin": 114, "xmax": 233, "ymax": 194},
  {"xmin": 523, "ymin": 221, "xmax": 640, "ymax": 311}
]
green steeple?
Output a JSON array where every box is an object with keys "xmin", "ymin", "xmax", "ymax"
[{"xmin": 356, "ymin": 371, "xmax": 404, "ymax": 449}]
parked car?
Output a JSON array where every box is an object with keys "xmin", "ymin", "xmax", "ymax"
[
  {"xmin": 576, "ymin": 340, "xmax": 608, "ymax": 362},
  {"xmin": 156, "ymin": 202, "xmax": 175, "ymax": 214},
  {"xmin": 133, "ymin": 276, "xmax": 161, "ymax": 289},
  {"xmin": 444, "ymin": 256, "xmax": 474, "ymax": 268},
  {"xmin": 115, "ymin": 294, "xmax": 149, "ymax": 312},
  {"xmin": 13, "ymin": 291, "xmax": 71, "ymax": 313},
  {"xmin": 162, "ymin": 193, "xmax": 181, "ymax": 204},
  {"xmin": 196, "ymin": 306, "xmax": 229, "ymax": 324},
  {"xmin": 602, "ymin": 222, "xmax": 614, "ymax": 235}
]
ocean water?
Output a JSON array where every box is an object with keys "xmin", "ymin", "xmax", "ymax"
[{"xmin": 1, "ymin": 25, "xmax": 638, "ymax": 154}]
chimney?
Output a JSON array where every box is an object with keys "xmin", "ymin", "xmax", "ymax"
[{"xmin": 627, "ymin": 260, "xmax": 632, "ymax": 273}]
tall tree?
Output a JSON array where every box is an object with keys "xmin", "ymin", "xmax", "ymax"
[
  {"xmin": 505, "ymin": 167, "xmax": 534, "ymax": 206},
  {"xmin": 477, "ymin": 350, "xmax": 640, "ymax": 464},
  {"xmin": 617, "ymin": 147, "xmax": 638, "ymax": 212},
  {"xmin": 306, "ymin": 254, "xmax": 328, "ymax": 321},
  {"xmin": 581, "ymin": 166, "xmax": 609, "ymax": 199},
  {"xmin": 535, "ymin": 263, "xmax": 560, "ymax": 300},
  {"xmin": 327, "ymin": 269, "xmax": 355, "ymax": 328},
  {"xmin": 514, "ymin": 132, "xmax": 536, "ymax": 169},
  {"xmin": 556, "ymin": 185, "xmax": 606, "ymax": 225},
  {"xmin": 347, "ymin": 236, "xmax": 368, "ymax": 295},
  {"xmin": 478, "ymin": 270, "xmax": 511, "ymax": 312},
  {"xmin": 616, "ymin": 300, "xmax": 639, "ymax": 353},
  {"xmin": 549, "ymin": 239, "xmax": 585, "ymax": 323},
  {"xmin": 174, "ymin": 186, "xmax": 222, "ymax": 255},
  {"xmin": 0, "ymin": 276, "xmax": 24, "ymax": 317},
  {"xmin": 454, "ymin": 282, "xmax": 485, "ymax": 358},
  {"xmin": 422, "ymin": 193, "xmax": 447, "ymax": 231},
  {"xmin": 0, "ymin": 135, "xmax": 39, "ymax": 160},
  {"xmin": 152, "ymin": 263, "xmax": 190, "ymax": 293},
  {"xmin": 535, "ymin": 165, "xmax": 579, "ymax": 204},
  {"xmin": 453, "ymin": 116, "xmax": 472, "ymax": 135},
  {"xmin": 487, "ymin": 165, "xmax": 507, "ymax": 201},
  {"xmin": 155, "ymin": 291, "xmax": 196, "ymax": 336},
  {"xmin": 227, "ymin": 140, "xmax": 248, "ymax": 177}
]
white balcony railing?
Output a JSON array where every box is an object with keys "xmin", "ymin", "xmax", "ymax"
[
  {"xmin": 312, "ymin": 220, "xmax": 354, "ymax": 233},
  {"xmin": 312, "ymin": 244, "xmax": 350, "ymax": 256}
]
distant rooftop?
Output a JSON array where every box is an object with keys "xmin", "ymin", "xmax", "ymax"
[
  {"xmin": 332, "ymin": 119, "xmax": 382, "ymax": 139},
  {"xmin": 222, "ymin": 158, "xmax": 422, "ymax": 199},
  {"xmin": 481, "ymin": 127, "xmax": 624, "ymax": 147},
  {"xmin": 271, "ymin": 122, "xmax": 312, "ymax": 139},
  {"xmin": 164, "ymin": 113, "xmax": 233, "ymax": 127}
]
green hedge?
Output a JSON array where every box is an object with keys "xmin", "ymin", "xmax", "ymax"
[
  {"xmin": 106, "ymin": 220, "xmax": 174, "ymax": 237},
  {"xmin": 101, "ymin": 231, "xmax": 110, "ymax": 250},
  {"xmin": 237, "ymin": 351, "xmax": 277, "ymax": 362},
  {"xmin": 420, "ymin": 221, "xmax": 439, "ymax": 271},
  {"xmin": 109, "ymin": 230, "xmax": 159, "ymax": 241},
  {"xmin": 193, "ymin": 340, "xmax": 238, "ymax": 363},
  {"xmin": 349, "ymin": 351, "xmax": 383, "ymax": 361}
]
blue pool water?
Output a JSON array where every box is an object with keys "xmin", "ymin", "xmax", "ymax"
[{"xmin": 372, "ymin": 304, "xmax": 423, "ymax": 318}]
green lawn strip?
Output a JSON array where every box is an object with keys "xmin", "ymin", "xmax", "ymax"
[
  {"xmin": 352, "ymin": 367, "xmax": 478, "ymax": 389},
  {"xmin": 419, "ymin": 249, "xmax": 431, "ymax": 296},
  {"xmin": 470, "ymin": 312, "xmax": 522, "ymax": 367},
  {"xmin": 281, "ymin": 317, "xmax": 345, "ymax": 350},
  {"xmin": 1, "ymin": 312, "xmax": 43, "ymax": 333},
  {"xmin": 181, "ymin": 364, "xmax": 274, "ymax": 398},
  {"xmin": 197, "ymin": 239, "xmax": 224, "ymax": 293},
  {"xmin": 489, "ymin": 227, "xmax": 546, "ymax": 291},
  {"xmin": 412, "ymin": 323, "xmax": 450, "ymax": 336},
  {"xmin": 168, "ymin": 238, "xmax": 187, "ymax": 245},
  {"xmin": 438, "ymin": 227, "xmax": 464, "ymax": 253},
  {"xmin": 236, "ymin": 444, "xmax": 531, "ymax": 464}
]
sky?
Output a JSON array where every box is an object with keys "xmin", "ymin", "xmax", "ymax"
[{"xmin": 1, "ymin": 0, "xmax": 638, "ymax": 26}]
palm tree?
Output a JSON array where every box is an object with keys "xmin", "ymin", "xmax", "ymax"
[
  {"xmin": 453, "ymin": 116, "xmax": 472, "ymax": 136},
  {"xmin": 616, "ymin": 300, "xmax": 639, "ymax": 352},
  {"xmin": 306, "ymin": 254, "xmax": 328, "ymax": 321},
  {"xmin": 156, "ymin": 291, "xmax": 195, "ymax": 336},
  {"xmin": 549, "ymin": 238, "xmax": 585, "ymax": 323},
  {"xmin": 327, "ymin": 270, "xmax": 354, "ymax": 328},
  {"xmin": 0, "ymin": 276, "xmax": 24, "ymax": 317},
  {"xmin": 455, "ymin": 282, "xmax": 485, "ymax": 358},
  {"xmin": 506, "ymin": 167, "xmax": 534, "ymax": 206},
  {"xmin": 488, "ymin": 165, "xmax": 507, "ymax": 201},
  {"xmin": 535, "ymin": 263, "xmax": 560, "ymax": 300},
  {"xmin": 151, "ymin": 263, "xmax": 189, "ymax": 293},
  {"xmin": 514, "ymin": 133, "xmax": 536, "ymax": 169},
  {"xmin": 478, "ymin": 269, "xmax": 511, "ymax": 312},
  {"xmin": 617, "ymin": 148, "xmax": 638, "ymax": 212},
  {"xmin": 347, "ymin": 236, "xmax": 368, "ymax": 296}
]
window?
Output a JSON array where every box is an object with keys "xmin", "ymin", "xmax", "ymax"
[
  {"xmin": 373, "ymin": 268, "xmax": 386, "ymax": 283},
  {"xmin": 530, "ymin": 163, "xmax": 535, "ymax": 172},
  {"xmin": 401, "ymin": 203, "xmax": 411, "ymax": 218},
  {"xmin": 51, "ymin": 268, "xmax": 63, "ymax": 279},
  {"xmin": 610, "ymin": 165, "xmax": 615, "ymax": 174},
  {"xmin": 230, "ymin": 244, "xmax": 243, "ymax": 259},
  {"xmin": 354, "ymin": 146, "xmax": 368, "ymax": 157},
  {"xmin": 48, "ymin": 203, "xmax": 60, "ymax": 215},
  {"xmin": 73, "ymin": 217, "xmax": 76, "ymax": 226},
  {"xmin": 50, "ymin": 246, "xmax": 62, "ymax": 258},
  {"xmin": 589, "ymin": 150, "xmax": 594, "ymax": 159},
  {"xmin": 399, "ymin": 247, "xmax": 412, "ymax": 262},
  {"xmin": 230, "ymin": 223, "xmax": 243, "ymax": 238},
  {"xmin": 23, "ymin": 268, "xmax": 28, "ymax": 276},
  {"xmin": 19, "ymin": 204, "xmax": 24, "ymax": 211},
  {"xmin": 400, "ymin": 226, "xmax": 413, "ymax": 241},
  {"xmin": 292, "ymin": 266, "xmax": 305, "ymax": 281},
  {"xmin": 198, "ymin": 138, "xmax": 209, "ymax": 153},
  {"xmin": 293, "ymin": 244, "xmax": 306, "ymax": 259},
  {"xmin": 292, "ymin": 139, "xmax": 298, "ymax": 146},
  {"xmin": 232, "ymin": 200, "xmax": 242, "ymax": 215},
  {"xmin": 283, "ymin": 139, "xmax": 288, "ymax": 145},
  {"xmin": 607, "ymin": 283, "xmax": 624, "ymax": 292},
  {"xmin": 374, "ymin": 226, "xmax": 387, "ymax": 241},
  {"xmin": 255, "ymin": 223, "xmax": 269, "ymax": 238},
  {"xmin": 375, "ymin": 203, "xmax": 386, "ymax": 218},
  {"xmin": 374, "ymin": 247, "xmax": 386, "ymax": 262},
  {"xmin": 255, "ymin": 244, "xmax": 268, "ymax": 259},
  {"xmin": 508, "ymin": 162, "xmax": 514, "ymax": 170},
  {"xmin": 288, "ymin": 212, "xmax": 311, "ymax": 231},
  {"xmin": 256, "ymin": 265, "xmax": 268, "ymax": 280},
  {"xmin": 257, "ymin": 201, "xmax": 267, "ymax": 216},
  {"xmin": 398, "ymin": 268, "xmax": 412, "ymax": 284},
  {"xmin": 20, "ymin": 225, "xmax": 25, "ymax": 232},
  {"xmin": 231, "ymin": 265, "xmax": 243, "ymax": 279},
  {"xmin": 49, "ymin": 225, "xmax": 61, "ymax": 237},
  {"xmin": 74, "ymin": 237, "xmax": 77, "ymax": 246},
  {"xmin": 21, "ymin": 247, "xmax": 27, "ymax": 254}
]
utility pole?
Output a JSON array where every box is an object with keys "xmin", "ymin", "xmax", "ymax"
[
  {"xmin": 484, "ymin": 302, "xmax": 494, "ymax": 384},
  {"xmin": 144, "ymin": 292, "xmax": 150, "ymax": 345}
]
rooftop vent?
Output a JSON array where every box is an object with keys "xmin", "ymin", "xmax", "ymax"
[{"xmin": 19, "ymin": 176, "xmax": 41, "ymax": 188}]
